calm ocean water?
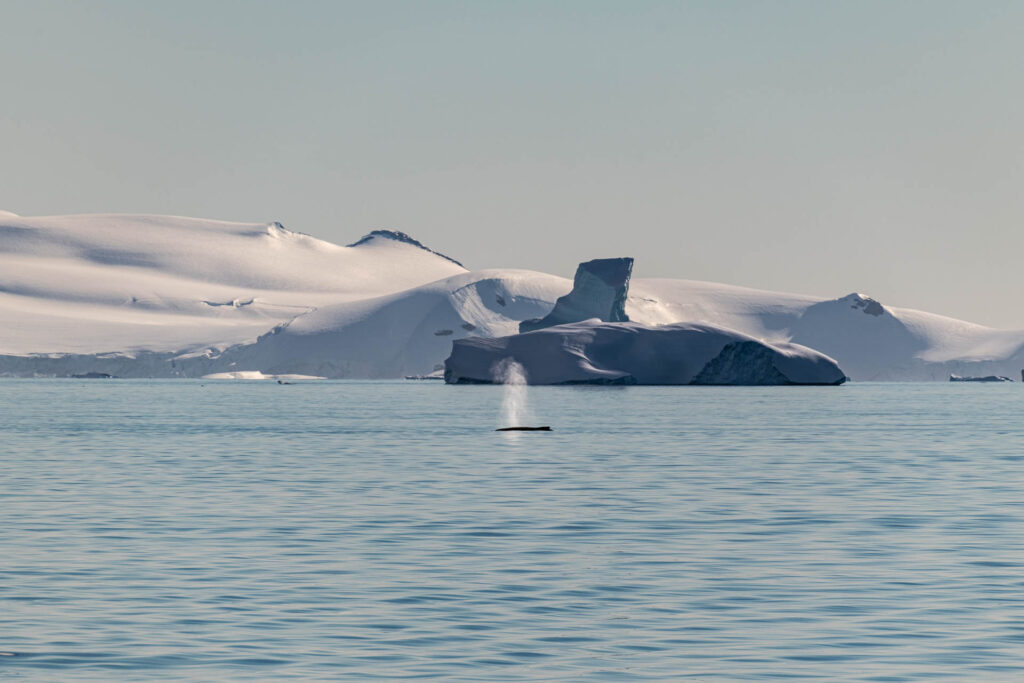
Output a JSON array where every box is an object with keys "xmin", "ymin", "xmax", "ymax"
[{"xmin": 2, "ymin": 379, "xmax": 1023, "ymax": 681}]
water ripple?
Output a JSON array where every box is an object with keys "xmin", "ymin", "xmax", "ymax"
[{"xmin": 1, "ymin": 380, "xmax": 1023, "ymax": 680}]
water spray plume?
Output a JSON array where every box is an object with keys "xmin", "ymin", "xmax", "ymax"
[{"xmin": 493, "ymin": 358, "xmax": 548, "ymax": 431}]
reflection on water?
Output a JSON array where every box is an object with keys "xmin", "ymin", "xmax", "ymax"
[{"xmin": 1, "ymin": 380, "xmax": 1023, "ymax": 680}]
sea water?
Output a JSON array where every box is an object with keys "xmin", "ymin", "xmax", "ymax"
[{"xmin": 1, "ymin": 380, "xmax": 1023, "ymax": 681}]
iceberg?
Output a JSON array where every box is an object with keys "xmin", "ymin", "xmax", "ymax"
[
  {"xmin": 200, "ymin": 371, "xmax": 325, "ymax": 381},
  {"xmin": 948, "ymin": 374, "xmax": 1013, "ymax": 383},
  {"xmin": 444, "ymin": 319, "xmax": 847, "ymax": 386},
  {"xmin": 519, "ymin": 257, "xmax": 632, "ymax": 333}
]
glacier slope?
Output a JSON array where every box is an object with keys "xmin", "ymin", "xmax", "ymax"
[{"xmin": 185, "ymin": 270, "xmax": 571, "ymax": 379}]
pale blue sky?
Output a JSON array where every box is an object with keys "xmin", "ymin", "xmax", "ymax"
[{"xmin": 2, "ymin": 1, "xmax": 1022, "ymax": 325}]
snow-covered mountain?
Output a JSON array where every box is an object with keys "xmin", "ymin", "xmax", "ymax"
[
  {"xmin": 0, "ymin": 213, "xmax": 465, "ymax": 355},
  {"xmin": 2, "ymin": 211, "xmax": 1023, "ymax": 380}
]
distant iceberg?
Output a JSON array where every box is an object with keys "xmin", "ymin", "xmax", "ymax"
[
  {"xmin": 444, "ymin": 320, "xmax": 847, "ymax": 386},
  {"xmin": 201, "ymin": 371, "xmax": 324, "ymax": 380},
  {"xmin": 949, "ymin": 374, "xmax": 1013, "ymax": 383}
]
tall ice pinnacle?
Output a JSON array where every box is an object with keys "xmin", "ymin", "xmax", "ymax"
[{"xmin": 519, "ymin": 257, "xmax": 633, "ymax": 333}]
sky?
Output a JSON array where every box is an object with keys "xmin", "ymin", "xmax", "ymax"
[{"xmin": 2, "ymin": 1, "xmax": 1023, "ymax": 327}]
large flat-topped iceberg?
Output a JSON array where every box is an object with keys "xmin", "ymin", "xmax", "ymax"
[
  {"xmin": 445, "ymin": 320, "xmax": 847, "ymax": 386},
  {"xmin": 519, "ymin": 257, "xmax": 633, "ymax": 332}
]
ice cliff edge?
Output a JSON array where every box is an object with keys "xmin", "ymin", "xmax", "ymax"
[
  {"xmin": 445, "ymin": 320, "xmax": 847, "ymax": 386},
  {"xmin": 519, "ymin": 257, "xmax": 632, "ymax": 333}
]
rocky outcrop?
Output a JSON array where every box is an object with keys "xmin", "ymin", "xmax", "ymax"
[
  {"xmin": 519, "ymin": 257, "xmax": 633, "ymax": 333},
  {"xmin": 347, "ymin": 229, "xmax": 464, "ymax": 267}
]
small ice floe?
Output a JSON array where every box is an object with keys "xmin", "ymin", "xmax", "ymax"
[
  {"xmin": 200, "ymin": 371, "xmax": 324, "ymax": 381},
  {"xmin": 949, "ymin": 374, "xmax": 1013, "ymax": 383}
]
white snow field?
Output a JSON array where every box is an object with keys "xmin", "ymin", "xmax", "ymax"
[
  {"xmin": 444, "ymin": 320, "xmax": 847, "ymax": 386},
  {"xmin": 2, "ymin": 211, "xmax": 1024, "ymax": 380}
]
